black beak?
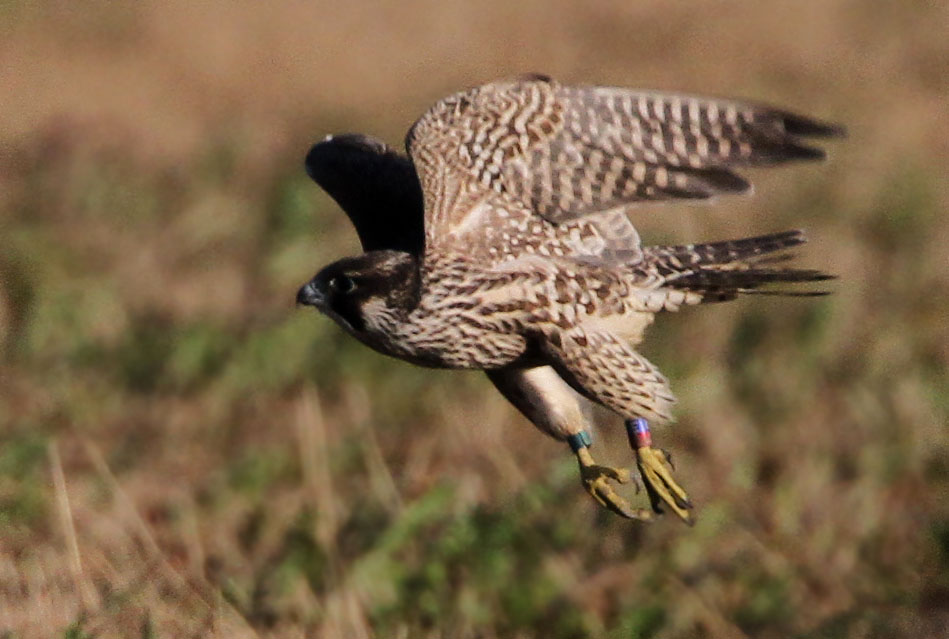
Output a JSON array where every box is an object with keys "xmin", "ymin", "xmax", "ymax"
[{"xmin": 296, "ymin": 281, "xmax": 324, "ymax": 307}]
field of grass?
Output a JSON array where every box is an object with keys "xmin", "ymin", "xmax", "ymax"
[{"xmin": 1, "ymin": 2, "xmax": 948, "ymax": 637}]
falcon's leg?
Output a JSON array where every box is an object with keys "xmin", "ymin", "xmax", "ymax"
[
  {"xmin": 543, "ymin": 329, "xmax": 695, "ymax": 524},
  {"xmin": 626, "ymin": 417, "xmax": 693, "ymax": 522},
  {"xmin": 486, "ymin": 366, "xmax": 654, "ymax": 521}
]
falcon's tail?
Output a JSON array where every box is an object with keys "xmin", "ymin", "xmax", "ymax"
[{"xmin": 645, "ymin": 230, "xmax": 834, "ymax": 302}]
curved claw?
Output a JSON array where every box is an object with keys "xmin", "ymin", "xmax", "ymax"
[
  {"xmin": 636, "ymin": 446, "xmax": 694, "ymax": 525},
  {"xmin": 630, "ymin": 472, "xmax": 643, "ymax": 495},
  {"xmin": 577, "ymin": 448, "xmax": 655, "ymax": 521}
]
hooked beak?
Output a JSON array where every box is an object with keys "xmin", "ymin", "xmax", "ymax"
[{"xmin": 296, "ymin": 281, "xmax": 324, "ymax": 308}]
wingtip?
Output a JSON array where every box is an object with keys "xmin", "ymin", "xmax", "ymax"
[
  {"xmin": 305, "ymin": 133, "xmax": 393, "ymax": 182},
  {"xmin": 791, "ymin": 144, "xmax": 828, "ymax": 161},
  {"xmin": 304, "ymin": 143, "xmax": 323, "ymax": 181},
  {"xmin": 700, "ymin": 167, "xmax": 753, "ymax": 195},
  {"xmin": 518, "ymin": 71, "xmax": 554, "ymax": 84},
  {"xmin": 782, "ymin": 112, "xmax": 847, "ymax": 138},
  {"xmin": 789, "ymin": 228, "xmax": 808, "ymax": 243}
]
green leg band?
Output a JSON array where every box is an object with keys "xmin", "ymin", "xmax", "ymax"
[{"xmin": 566, "ymin": 430, "xmax": 593, "ymax": 453}]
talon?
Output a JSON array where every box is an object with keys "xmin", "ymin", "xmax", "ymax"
[
  {"xmin": 636, "ymin": 445, "xmax": 695, "ymax": 525},
  {"xmin": 624, "ymin": 418, "xmax": 694, "ymax": 525},
  {"xmin": 569, "ymin": 424, "xmax": 694, "ymax": 524},
  {"xmin": 576, "ymin": 447, "xmax": 654, "ymax": 522},
  {"xmin": 605, "ymin": 466, "xmax": 631, "ymax": 484},
  {"xmin": 630, "ymin": 472, "xmax": 643, "ymax": 495}
]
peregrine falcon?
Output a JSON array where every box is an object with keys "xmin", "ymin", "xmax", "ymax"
[{"xmin": 297, "ymin": 75, "xmax": 841, "ymax": 524}]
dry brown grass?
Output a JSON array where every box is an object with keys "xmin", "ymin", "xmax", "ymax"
[{"xmin": 2, "ymin": 1, "xmax": 948, "ymax": 637}]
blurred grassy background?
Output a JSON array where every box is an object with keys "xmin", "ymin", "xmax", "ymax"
[{"xmin": 1, "ymin": 1, "xmax": 947, "ymax": 637}]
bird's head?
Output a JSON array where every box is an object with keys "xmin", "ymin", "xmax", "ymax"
[{"xmin": 297, "ymin": 250, "xmax": 420, "ymax": 338}]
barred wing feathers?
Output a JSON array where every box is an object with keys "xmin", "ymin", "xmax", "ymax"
[{"xmin": 406, "ymin": 75, "xmax": 842, "ymax": 256}]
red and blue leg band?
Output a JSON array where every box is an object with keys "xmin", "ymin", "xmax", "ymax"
[{"xmin": 625, "ymin": 418, "xmax": 652, "ymax": 450}]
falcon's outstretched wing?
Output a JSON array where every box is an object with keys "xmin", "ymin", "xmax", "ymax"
[
  {"xmin": 305, "ymin": 134, "xmax": 425, "ymax": 255},
  {"xmin": 406, "ymin": 75, "xmax": 842, "ymax": 255}
]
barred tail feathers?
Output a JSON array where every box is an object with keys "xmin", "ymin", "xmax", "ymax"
[{"xmin": 644, "ymin": 230, "xmax": 834, "ymax": 303}]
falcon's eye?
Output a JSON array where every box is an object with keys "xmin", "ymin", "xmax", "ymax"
[{"xmin": 329, "ymin": 274, "xmax": 356, "ymax": 294}]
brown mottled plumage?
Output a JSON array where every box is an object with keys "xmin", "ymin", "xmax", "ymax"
[{"xmin": 298, "ymin": 75, "xmax": 840, "ymax": 522}]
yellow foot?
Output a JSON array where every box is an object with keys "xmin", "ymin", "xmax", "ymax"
[
  {"xmin": 636, "ymin": 446, "xmax": 694, "ymax": 525},
  {"xmin": 576, "ymin": 447, "xmax": 655, "ymax": 521}
]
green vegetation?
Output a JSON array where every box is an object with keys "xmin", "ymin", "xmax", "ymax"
[{"xmin": 2, "ymin": 2, "xmax": 948, "ymax": 637}]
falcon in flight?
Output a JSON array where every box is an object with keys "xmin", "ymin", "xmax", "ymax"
[{"xmin": 297, "ymin": 75, "xmax": 840, "ymax": 524}]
